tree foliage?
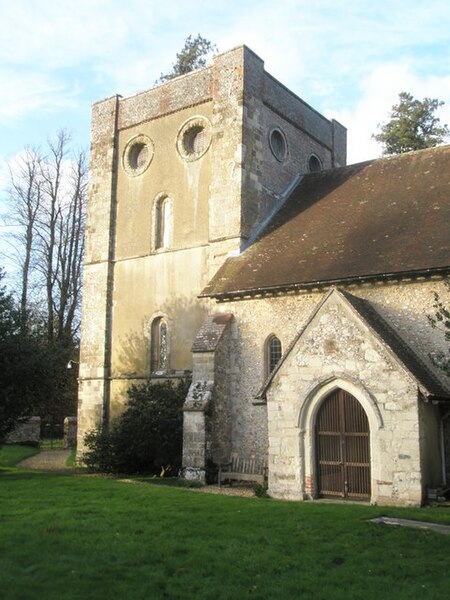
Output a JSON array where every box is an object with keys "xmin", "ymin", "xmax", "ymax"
[
  {"xmin": 157, "ymin": 34, "xmax": 217, "ymax": 83},
  {"xmin": 373, "ymin": 92, "xmax": 449, "ymax": 155},
  {"xmin": 0, "ymin": 269, "xmax": 77, "ymax": 442},
  {"xmin": 0, "ymin": 131, "xmax": 85, "ymax": 437},
  {"xmin": 428, "ymin": 281, "xmax": 450, "ymax": 377},
  {"xmin": 83, "ymin": 379, "xmax": 190, "ymax": 474}
]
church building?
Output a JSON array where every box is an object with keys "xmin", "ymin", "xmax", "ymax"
[{"xmin": 78, "ymin": 45, "xmax": 450, "ymax": 506}]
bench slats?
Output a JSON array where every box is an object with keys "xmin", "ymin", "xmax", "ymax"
[{"xmin": 218, "ymin": 454, "xmax": 267, "ymax": 486}]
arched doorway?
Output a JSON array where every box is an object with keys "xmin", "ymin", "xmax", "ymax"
[{"xmin": 316, "ymin": 389, "xmax": 370, "ymax": 500}]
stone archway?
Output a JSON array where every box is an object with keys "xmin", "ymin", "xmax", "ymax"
[{"xmin": 315, "ymin": 388, "xmax": 370, "ymax": 500}]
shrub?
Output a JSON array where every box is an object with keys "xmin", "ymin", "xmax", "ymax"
[
  {"xmin": 83, "ymin": 427, "xmax": 117, "ymax": 473},
  {"xmin": 253, "ymin": 482, "xmax": 269, "ymax": 498},
  {"xmin": 83, "ymin": 378, "xmax": 190, "ymax": 474}
]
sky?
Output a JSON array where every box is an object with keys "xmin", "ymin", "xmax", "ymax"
[{"xmin": 1, "ymin": 0, "xmax": 450, "ymax": 190}]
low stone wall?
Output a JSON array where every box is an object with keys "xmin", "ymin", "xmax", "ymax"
[{"xmin": 6, "ymin": 417, "xmax": 41, "ymax": 445}]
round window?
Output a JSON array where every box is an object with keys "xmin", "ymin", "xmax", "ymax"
[
  {"xmin": 269, "ymin": 128, "xmax": 288, "ymax": 162},
  {"xmin": 122, "ymin": 134, "xmax": 154, "ymax": 176},
  {"xmin": 183, "ymin": 126, "xmax": 205, "ymax": 155},
  {"xmin": 176, "ymin": 117, "xmax": 212, "ymax": 162}
]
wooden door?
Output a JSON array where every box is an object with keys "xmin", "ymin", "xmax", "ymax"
[{"xmin": 316, "ymin": 389, "xmax": 370, "ymax": 500}]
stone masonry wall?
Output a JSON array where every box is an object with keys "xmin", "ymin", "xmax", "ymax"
[
  {"xmin": 6, "ymin": 417, "xmax": 41, "ymax": 445},
  {"xmin": 211, "ymin": 278, "xmax": 449, "ymax": 505},
  {"xmin": 79, "ymin": 47, "xmax": 247, "ymax": 453},
  {"xmin": 240, "ymin": 48, "xmax": 347, "ymax": 240},
  {"xmin": 183, "ymin": 380, "xmax": 212, "ymax": 483},
  {"xmin": 79, "ymin": 44, "xmax": 348, "ymax": 458},
  {"xmin": 266, "ymin": 292, "xmax": 423, "ymax": 505},
  {"xmin": 209, "ymin": 322, "xmax": 233, "ymax": 465},
  {"xmin": 183, "ymin": 315, "xmax": 233, "ymax": 481},
  {"xmin": 64, "ymin": 417, "xmax": 78, "ymax": 449},
  {"xmin": 77, "ymin": 95, "xmax": 120, "ymax": 455}
]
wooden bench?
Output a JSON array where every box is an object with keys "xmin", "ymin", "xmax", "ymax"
[{"xmin": 218, "ymin": 454, "xmax": 267, "ymax": 486}]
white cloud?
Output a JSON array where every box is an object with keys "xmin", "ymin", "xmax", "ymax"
[
  {"xmin": 0, "ymin": 0, "xmax": 129, "ymax": 68},
  {"xmin": 0, "ymin": 70, "xmax": 80, "ymax": 123},
  {"xmin": 1, "ymin": 0, "xmax": 450, "ymax": 164},
  {"xmin": 216, "ymin": 0, "xmax": 450, "ymax": 96},
  {"xmin": 327, "ymin": 64, "xmax": 450, "ymax": 164}
]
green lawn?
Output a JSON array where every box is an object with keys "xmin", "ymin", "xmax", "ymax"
[
  {"xmin": 0, "ymin": 444, "xmax": 39, "ymax": 468},
  {"xmin": 1, "ymin": 449, "xmax": 450, "ymax": 599}
]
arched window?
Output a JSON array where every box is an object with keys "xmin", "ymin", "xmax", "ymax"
[
  {"xmin": 154, "ymin": 196, "xmax": 172, "ymax": 250},
  {"xmin": 308, "ymin": 154, "xmax": 322, "ymax": 173},
  {"xmin": 151, "ymin": 317, "xmax": 168, "ymax": 372},
  {"xmin": 265, "ymin": 335, "xmax": 282, "ymax": 377}
]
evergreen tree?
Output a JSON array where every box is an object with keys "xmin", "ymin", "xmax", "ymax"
[
  {"xmin": 373, "ymin": 92, "xmax": 449, "ymax": 155},
  {"xmin": 157, "ymin": 34, "xmax": 217, "ymax": 83},
  {"xmin": 1, "ymin": 132, "xmax": 85, "ymax": 439},
  {"xmin": 83, "ymin": 379, "xmax": 190, "ymax": 474},
  {"xmin": 0, "ymin": 270, "xmax": 57, "ymax": 442}
]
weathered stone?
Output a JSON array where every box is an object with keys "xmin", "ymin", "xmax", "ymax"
[
  {"xmin": 63, "ymin": 417, "xmax": 77, "ymax": 448},
  {"xmin": 78, "ymin": 44, "xmax": 450, "ymax": 508},
  {"xmin": 6, "ymin": 417, "xmax": 40, "ymax": 445}
]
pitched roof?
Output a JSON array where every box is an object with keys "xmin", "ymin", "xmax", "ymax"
[
  {"xmin": 191, "ymin": 314, "xmax": 233, "ymax": 352},
  {"xmin": 202, "ymin": 145, "xmax": 450, "ymax": 298},
  {"xmin": 256, "ymin": 288, "xmax": 450, "ymax": 401},
  {"xmin": 340, "ymin": 290, "xmax": 450, "ymax": 399}
]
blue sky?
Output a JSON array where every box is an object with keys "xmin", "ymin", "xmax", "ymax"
[{"xmin": 1, "ymin": 0, "xmax": 450, "ymax": 190}]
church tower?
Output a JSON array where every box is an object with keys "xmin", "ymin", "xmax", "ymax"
[{"xmin": 77, "ymin": 45, "xmax": 346, "ymax": 453}]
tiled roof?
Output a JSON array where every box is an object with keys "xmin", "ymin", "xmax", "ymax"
[
  {"xmin": 202, "ymin": 145, "xmax": 450, "ymax": 298},
  {"xmin": 191, "ymin": 314, "xmax": 233, "ymax": 352}
]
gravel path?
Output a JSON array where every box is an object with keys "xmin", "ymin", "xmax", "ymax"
[
  {"xmin": 16, "ymin": 451, "xmax": 256, "ymax": 496},
  {"xmin": 17, "ymin": 449, "xmax": 73, "ymax": 471},
  {"xmin": 189, "ymin": 484, "xmax": 255, "ymax": 497}
]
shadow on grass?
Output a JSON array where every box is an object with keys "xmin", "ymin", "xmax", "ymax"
[
  {"xmin": 0, "ymin": 468, "xmax": 73, "ymax": 481},
  {"xmin": 133, "ymin": 476, "xmax": 203, "ymax": 488},
  {"xmin": 1, "ymin": 469, "xmax": 450, "ymax": 600},
  {"xmin": 0, "ymin": 444, "xmax": 40, "ymax": 468}
]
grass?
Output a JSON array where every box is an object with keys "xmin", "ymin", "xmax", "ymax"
[
  {"xmin": 135, "ymin": 476, "xmax": 203, "ymax": 488},
  {"xmin": 65, "ymin": 448, "xmax": 77, "ymax": 468},
  {"xmin": 0, "ymin": 444, "xmax": 39, "ymax": 468},
  {"xmin": 1, "ymin": 448, "xmax": 450, "ymax": 599},
  {"xmin": 40, "ymin": 438, "xmax": 65, "ymax": 449}
]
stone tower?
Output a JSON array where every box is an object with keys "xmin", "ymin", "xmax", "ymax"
[{"xmin": 77, "ymin": 45, "xmax": 346, "ymax": 453}]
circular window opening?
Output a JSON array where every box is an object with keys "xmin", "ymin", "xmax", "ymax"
[
  {"xmin": 308, "ymin": 154, "xmax": 322, "ymax": 173},
  {"xmin": 123, "ymin": 135, "xmax": 154, "ymax": 176},
  {"xmin": 129, "ymin": 143, "xmax": 149, "ymax": 170},
  {"xmin": 176, "ymin": 117, "xmax": 212, "ymax": 162},
  {"xmin": 269, "ymin": 128, "xmax": 288, "ymax": 162},
  {"xmin": 183, "ymin": 125, "xmax": 205, "ymax": 155}
]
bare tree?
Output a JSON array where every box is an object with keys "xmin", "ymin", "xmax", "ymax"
[
  {"xmin": 6, "ymin": 147, "xmax": 43, "ymax": 331},
  {"xmin": 4, "ymin": 130, "xmax": 87, "ymax": 346},
  {"xmin": 0, "ymin": 132, "xmax": 86, "ymax": 434},
  {"xmin": 54, "ymin": 146, "xmax": 87, "ymax": 344}
]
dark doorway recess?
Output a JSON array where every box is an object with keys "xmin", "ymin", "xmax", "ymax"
[{"xmin": 316, "ymin": 389, "xmax": 370, "ymax": 500}]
